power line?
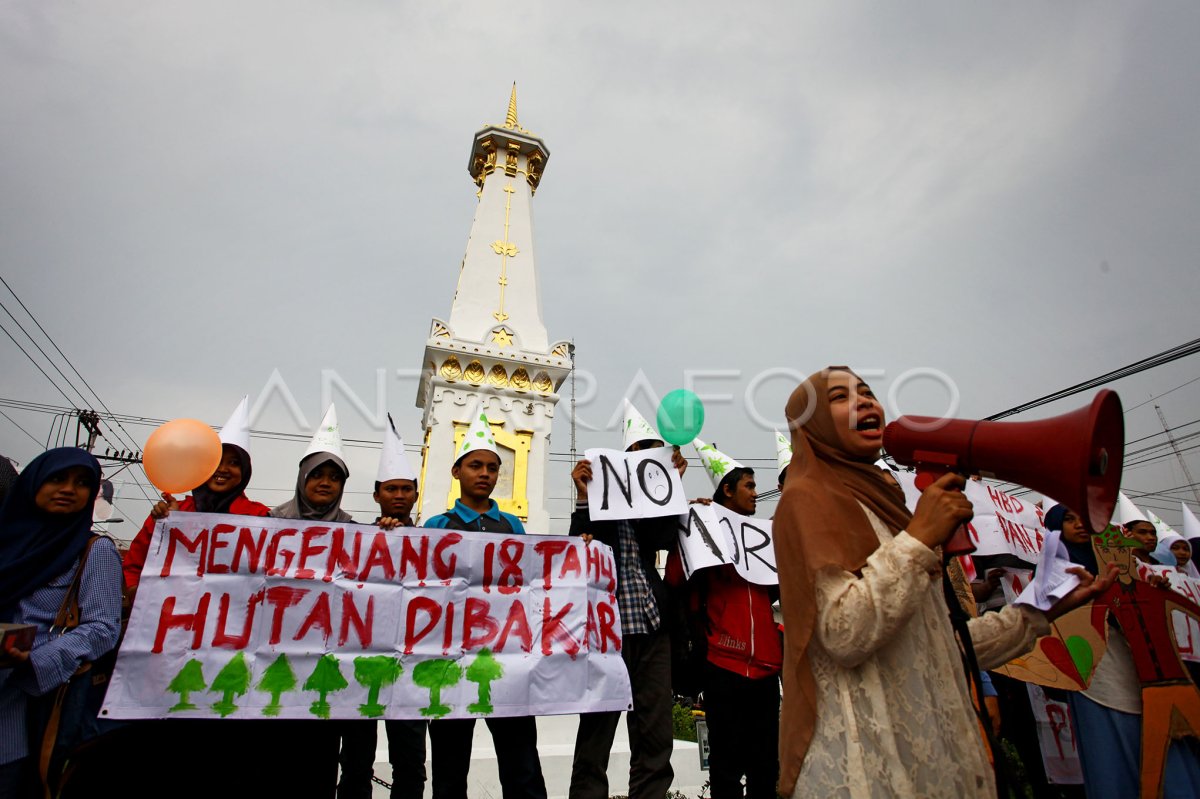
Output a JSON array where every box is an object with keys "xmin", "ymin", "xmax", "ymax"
[
  {"xmin": 1124, "ymin": 375, "xmax": 1200, "ymax": 413},
  {"xmin": 0, "ymin": 278, "xmax": 158, "ymax": 502},
  {"xmin": 984, "ymin": 337, "xmax": 1200, "ymax": 421},
  {"xmin": 0, "ymin": 322, "xmax": 83, "ymax": 408},
  {"xmin": 0, "ymin": 408, "xmax": 42, "ymax": 448}
]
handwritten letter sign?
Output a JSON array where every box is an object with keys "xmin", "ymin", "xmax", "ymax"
[{"xmin": 582, "ymin": 447, "xmax": 687, "ymax": 521}]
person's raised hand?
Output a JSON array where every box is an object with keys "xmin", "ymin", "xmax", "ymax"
[
  {"xmin": 572, "ymin": 459, "xmax": 592, "ymax": 502},
  {"xmin": 907, "ymin": 473, "xmax": 973, "ymax": 550},
  {"xmin": 671, "ymin": 447, "xmax": 687, "ymax": 477},
  {"xmin": 379, "ymin": 517, "xmax": 401, "ymax": 531},
  {"xmin": 150, "ymin": 493, "xmax": 180, "ymax": 520},
  {"xmin": 1046, "ymin": 563, "xmax": 1118, "ymax": 621}
]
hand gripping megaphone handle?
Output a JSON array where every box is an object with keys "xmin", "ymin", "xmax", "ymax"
[{"xmin": 913, "ymin": 467, "xmax": 977, "ymax": 557}]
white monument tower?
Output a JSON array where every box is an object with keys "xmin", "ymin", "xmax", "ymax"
[{"xmin": 414, "ymin": 87, "xmax": 572, "ymax": 531}]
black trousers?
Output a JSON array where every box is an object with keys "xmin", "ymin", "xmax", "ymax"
[
  {"xmin": 702, "ymin": 662, "xmax": 779, "ymax": 799},
  {"xmin": 338, "ymin": 720, "xmax": 429, "ymax": 799},
  {"xmin": 428, "ymin": 715, "xmax": 547, "ymax": 799},
  {"xmin": 569, "ymin": 629, "xmax": 674, "ymax": 799}
]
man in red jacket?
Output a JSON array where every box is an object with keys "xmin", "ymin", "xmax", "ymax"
[{"xmin": 690, "ymin": 441, "xmax": 782, "ymax": 799}]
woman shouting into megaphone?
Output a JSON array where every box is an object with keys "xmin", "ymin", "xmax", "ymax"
[{"xmin": 772, "ymin": 366, "xmax": 1115, "ymax": 799}]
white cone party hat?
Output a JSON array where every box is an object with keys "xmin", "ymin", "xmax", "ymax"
[
  {"xmin": 457, "ymin": 404, "xmax": 499, "ymax": 461},
  {"xmin": 1116, "ymin": 492, "xmax": 1148, "ymax": 527},
  {"xmin": 218, "ymin": 396, "xmax": 252, "ymax": 453},
  {"xmin": 377, "ymin": 414, "xmax": 417, "ymax": 483},
  {"xmin": 1182, "ymin": 502, "xmax": 1200, "ymax": 541},
  {"xmin": 302, "ymin": 404, "xmax": 346, "ymax": 462},
  {"xmin": 775, "ymin": 430, "xmax": 793, "ymax": 472},
  {"xmin": 693, "ymin": 438, "xmax": 744, "ymax": 488},
  {"xmin": 622, "ymin": 400, "xmax": 661, "ymax": 451}
]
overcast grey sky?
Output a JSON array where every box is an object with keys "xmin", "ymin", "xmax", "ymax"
[{"xmin": 2, "ymin": 1, "xmax": 1198, "ymax": 535}]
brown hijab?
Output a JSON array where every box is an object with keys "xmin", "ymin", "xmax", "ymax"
[{"xmin": 774, "ymin": 367, "xmax": 913, "ymax": 795}]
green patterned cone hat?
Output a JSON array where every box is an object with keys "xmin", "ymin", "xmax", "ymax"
[
  {"xmin": 1147, "ymin": 508, "xmax": 1176, "ymax": 539},
  {"xmin": 775, "ymin": 430, "xmax": 793, "ymax": 472},
  {"xmin": 457, "ymin": 403, "xmax": 499, "ymax": 462},
  {"xmin": 622, "ymin": 399, "xmax": 661, "ymax": 452},
  {"xmin": 302, "ymin": 404, "xmax": 345, "ymax": 463},
  {"xmin": 693, "ymin": 438, "xmax": 744, "ymax": 489}
]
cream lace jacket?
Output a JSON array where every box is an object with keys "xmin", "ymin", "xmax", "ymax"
[{"xmin": 792, "ymin": 507, "xmax": 1049, "ymax": 799}]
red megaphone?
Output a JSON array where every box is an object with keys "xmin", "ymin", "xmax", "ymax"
[{"xmin": 883, "ymin": 389, "xmax": 1124, "ymax": 554}]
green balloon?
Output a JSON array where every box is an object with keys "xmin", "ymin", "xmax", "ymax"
[{"xmin": 657, "ymin": 390, "xmax": 705, "ymax": 446}]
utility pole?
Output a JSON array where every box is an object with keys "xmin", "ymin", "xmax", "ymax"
[
  {"xmin": 1154, "ymin": 404, "xmax": 1200, "ymax": 505},
  {"xmin": 568, "ymin": 340, "xmax": 577, "ymax": 504},
  {"xmin": 74, "ymin": 409, "xmax": 142, "ymax": 464}
]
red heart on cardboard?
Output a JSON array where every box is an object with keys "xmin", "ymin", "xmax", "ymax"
[{"xmin": 1039, "ymin": 636, "xmax": 1085, "ymax": 689}]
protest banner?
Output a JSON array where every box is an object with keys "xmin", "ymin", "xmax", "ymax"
[
  {"xmin": 102, "ymin": 513, "xmax": 632, "ymax": 721},
  {"xmin": 675, "ymin": 503, "xmax": 777, "ymax": 586},
  {"xmin": 582, "ymin": 446, "xmax": 687, "ymax": 521},
  {"xmin": 1026, "ymin": 683, "xmax": 1083, "ymax": 785},
  {"xmin": 894, "ymin": 473, "xmax": 1046, "ymax": 562}
]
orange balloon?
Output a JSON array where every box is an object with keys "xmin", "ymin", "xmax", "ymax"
[{"xmin": 143, "ymin": 418, "xmax": 223, "ymax": 494}]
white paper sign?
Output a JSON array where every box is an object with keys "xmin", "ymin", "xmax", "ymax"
[
  {"xmin": 582, "ymin": 447, "xmax": 688, "ymax": 521},
  {"xmin": 102, "ymin": 513, "xmax": 632, "ymax": 721},
  {"xmin": 675, "ymin": 503, "xmax": 778, "ymax": 586},
  {"xmin": 1014, "ymin": 529, "xmax": 1081, "ymax": 611},
  {"xmin": 1026, "ymin": 683, "xmax": 1084, "ymax": 784}
]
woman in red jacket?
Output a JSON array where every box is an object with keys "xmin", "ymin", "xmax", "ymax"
[{"xmin": 122, "ymin": 398, "xmax": 269, "ymax": 592}]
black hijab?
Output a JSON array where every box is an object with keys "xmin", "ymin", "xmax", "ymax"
[
  {"xmin": 1046, "ymin": 503, "xmax": 1099, "ymax": 575},
  {"xmin": 190, "ymin": 444, "xmax": 252, "ymax": 514},
  {"xmin": 0, "ymin": 447, "xmax": 101, "ymax": 617}
]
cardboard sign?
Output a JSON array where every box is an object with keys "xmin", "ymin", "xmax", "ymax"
[
  {"xmin": 1134, "ymin": 560, "xmax": 1200, "ymax": 664},
  {"xmin": 582, "ymin": 447, "xmax": 687, "ymax": 521},
  {"xmin": 993, "ymin": 568, "xmax": 1108, "ymax": 691},
  {"xmin": 102, "ymin": 513, "xmax": 632, "ymax": 721},
  {"xmin": 675, "ymin": 503, "xmax": 778, "ymax": 586}
]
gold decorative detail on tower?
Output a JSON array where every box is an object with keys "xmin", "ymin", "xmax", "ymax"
[
  {"xmin": 492, "ymin": 182, "xmax": 519, "ymax": 322},
  {"xmin": 532, "ymin": 371, "xmax": 553, "ymax": 394},
  {"xmin": 488, "ymin": 364, "xmax": 509, "ymax": 387},
  {"xmin": 491, "ymin": 327, "xmax": 514, "ymax": 347},
  {"xmin": 464, "ymin": 360, "xmax": 486, "ymax": 384},
  {"xmin": 552, "ymin": 343, "xmax": 570, "ymax": 358},
  {"xmin": 440, "ymin": 356, "xmax": 462, "ymax": 381},
  {"xmin": 506, "ymin": 83, "xmax": 520, "ymax": 128},
  {"xmin": 511, "ymin": 367, "xmax": 531, "ymax": 391},
  {"xmin": 526, "ymin": 150, "xmax": 544, "ymax": 194},
  {"xmin": 431, "ymin": 321, "xmax": 451, "ymax": 339}
]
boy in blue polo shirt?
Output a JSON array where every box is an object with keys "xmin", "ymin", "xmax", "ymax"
[{"xmin": 422, "ymin": 408, "xmax": 546, "ymax": 799}]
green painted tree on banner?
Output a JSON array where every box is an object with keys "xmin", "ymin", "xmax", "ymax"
[
  {"xmin": 166, "ymin": 658, "xmax": 206, "ymax": 712},
  {"xmin": 257, "ymin": 654, "xmax": 298, "ymax": 716},
  {"xmin": 353, "ymin": 656, "xmax": 403, "ymax": 718},
  {"xmin": 466, "ymin": 649, "xmax": 503, "ymax": 714},
  {"xmin": 304, "ymin": 654, "xmax": 349, "ymax": 719},
  {"xmin": 412, "ymin": 659, "xmax": 462, "ymax": 718},
  {"xmin": 210, "ymin": 652, "xmax": 251, "ymax": 717}
]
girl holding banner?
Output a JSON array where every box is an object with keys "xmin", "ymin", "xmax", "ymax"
[{"xmin": 772, "ymin": 367, "xmax": 1113, "ymax": 799}]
